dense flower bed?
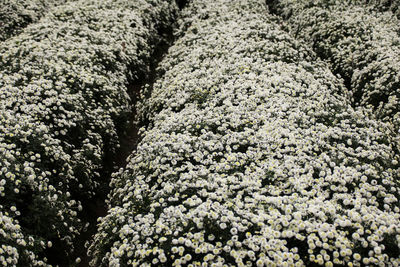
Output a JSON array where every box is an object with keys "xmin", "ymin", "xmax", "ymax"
[
  {"xmin": 0, "ymin": 0, "xmax": 179, "ymax": 265},
  {"xmin": 0, "ymin": 0, "xmax": 70, "ymax": 42},
  {"xmin": 267, "ymin": 0, "xmax": 400, "ymax": 142},
  {"xmin": 89, "ymin": 0, "xmax": 400, "ymax": 266},
  {"xmin": 266, "ymin": 0, "xmax": 400, "ymax": 19},
  {"xmin": 362, "ymin": 0, "xmax": 400, "ymax": 17}
]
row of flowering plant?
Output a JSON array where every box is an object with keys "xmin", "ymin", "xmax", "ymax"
[
  {"xmin": 0, "ymin": 0, "xmax": 70, "ymax": 42},
  {"xmin": 267, "ymin": 0, "xmax": 400, "ymax": 145},
  {"xmin": 89, "ymin": 0, "xmax": 400, "ymax": 266},
  {"xmin": 266, "ymin": 0, "xmax": 400, "ymax": 19},
  {"xmin": 364, "ymin": 0, "xmax": 400, "ymax": 18},
  {"xmin": 0, "ymin": 0, "xmax": 179, "ymax": 265}
]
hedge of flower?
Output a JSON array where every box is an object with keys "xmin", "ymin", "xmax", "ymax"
[
  {"xmin": 0, "ymin": 0, "xmax": 70, "ymax": 42},
  {"xmin": 89, "ymin": 0, "xmax": 400, "ymax": 266},
  {"xmin": 266, "ymin": 0, "xmax": 400, "ymax": 20},
  {"xmin": 363, "ymin": 0, "xmax": 400, "ymax": 18},
  {"xmin": 267, "ymin": 0, "xmax": 400, "ymax": 142},
  {"xmin": 0, "ymin": 0, "xmax": 179, "ymax": 265}
]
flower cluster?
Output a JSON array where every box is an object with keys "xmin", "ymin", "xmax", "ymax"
[
  {"xmin": 0, "ymin": 0, "xmax": 179, "ymax": 265},
  {"xmin": 267, "ymin": 0, "xmax": 400, "ymax": 144},
  {"xmin": 364, "ymin": 0, "xmax": 400, "ymax": 18},
  {"xmin": 0, "ymin": 0, "xmax": 70, "ymax": 42},
  {"xmin": 90, "ymin": 0, "xmax": 400, "ymax": 266},
  {"xmin": 267, "ymin": 0, "xmax": 400, "ymax": 20}
]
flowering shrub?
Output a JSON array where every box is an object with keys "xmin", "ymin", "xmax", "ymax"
[
  {"xmin": 267, "ymin": 0, "xmax": 400, "ymax": 142},
  {"xmin": 0, "ymin": 0, "xmax": 179, "ymax": 265},
  {"xmin": 89, "ymin": 0, "xmax": 400, "ymax": 266},
  {"xmin": 266, "ymin": 0, "xmax": 400, "ymax": 19},
  {"xmin": 0, "ymin": 0, "xmax": 70, "ymax": 42},
  {"xmin": 363, "ymin": 0, "xmax": 400, "ymax": 17}
]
